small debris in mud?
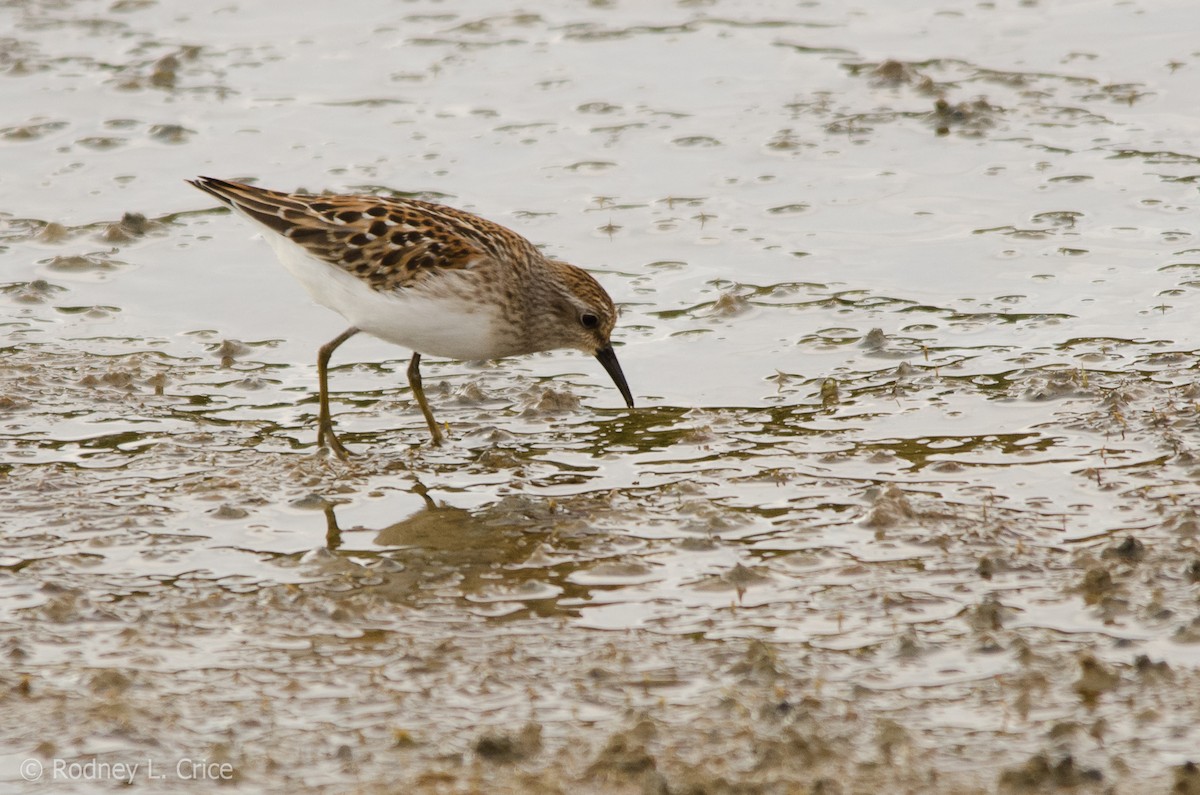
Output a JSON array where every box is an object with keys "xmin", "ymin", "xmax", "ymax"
[
  {"xmin": 1186, "ymin": 559, "xmax": 1200, "ymax": 583},
  {"xmin": 729, "ymin": 640, "xmax": 782, "ymax": 681},
  {"xmin": 391, "ymin": 728, "xmax": 416, "ymax": 748},
  {"xmin": 872, "ymin": 59, "xmax": 913, "ymax": 85},
  {"xmin": 586, "ymin": 719, "xmax": 658, "ymax": 784},
  {"xmin": 448, "ymin": 381, "xmax": 489, "ymax": 405},
  {"xmin": 1073, "ymin": 654, "xmax": 1119, "ymax": 706},
  {"xmin": 820, "ymin": 377, "xmax": 840, "ymax": 407},
  {"xmin": 88, "ymin": 669, "xmax": 132, "ymax": 694},
  {"xmin": 211, "ymin": 504, "xmax": 249, "ymax": 520},
  {"xmin": 42, "ymin": 253, "xmax": 122, "ymax": 273},
  {"xmin": 1174, "ymin": 761, "xmax": 1200, "ymax": 795},
  {"xmin": 2, "ymin": 279, "xmax": 66, "ymax": 304},
  {"xmin": 862, "ymin": 486, "xmax": 916, "ymax": 529},
  {"xmin": 213, "ymin": 339, "xmax": 251, "ymax": 365},
  {"xmin": 1133, "ymin": 655, "xmax": 1172, "ymax": 683},
  {"xmin": 1172, "ymin": 616, "xmax": 1200, "ymax": 644},
  {"xmin": 860, "ymin": 327, "xmax": 887, "ymax": 350},
  {"xmin": 291, "ymin": 493, "xmax": 337, "ymax": 510},
  {"xmin": 1102, "ymin": 535, "xmax": 1145, "ymax": 563},
  {"xmin": 148, "ymin": 123, "xmax": 194, "ymax": 144},
  {"xmin": 997, "ymin": 753, "xmax": 1103, "ymax": 791},
  {"xmin": 150, "ymin": 54, "xmax": 179, "ymax": 88},
  {"xmin": 101, "ymin": 211, "xmax": 163, "ymax": 242},
  {"xmin": 932, "ymin": 96, "xmax": 999, "ymax": 136},
  {"xmin": 708, "ymin": 291, "xmax": 750, "ymax": 317},
  {"xmin": 525, "ymin": 387, "xmax": 580, "ymax": 414},
  {"xmin": 474, "ymin": 447, "xmax": 523, "ymax": 469},
  {"xmin": 977, "ymin": 556, "xmax": 996, "ymax": 579},
  {"xmin": 472, "ymin": 722, "xmax": 541, "ymax": 763},
  {"xmin": 78, "ymin": 369, "xmax": 137, "ymax": 391},
  {"xmin": 0, "ymin": 394, "xmax": 31, "ymax": 410},
  {"xmin": 677, "ymin": 424, "xmax": 715, "ymax": 444},
  {"xmin": 967, "ymin": 596, "xmax": 1007, "ymax": 631},
  {"xmin": 876, "ymin": 719, "xmax": 911, "ymax": 764},
  {"xmin": 766, "ymin": 128, "xmax": 808, "ymax": 150},
  {"xmin": 1168, "ymin": 511, "xmax": 1200, "ymax": 537},
  {"xmin": 1079, "ymin": 567, "xmax": 1115, "ymax": 603},
  {"xmin": 37, "ymin": 222, "xmax": 71, "ymax": 243},
  {"xmin": 721, "ymin": 561, "xmax": 769, "ymax": 597},
  {"xmin": 895, "ymin": 628, "xmax": 922, "ymax": 658},
  {"xmin": 867, "ymin": 59, "xmax": 934, "ymax": 93}
]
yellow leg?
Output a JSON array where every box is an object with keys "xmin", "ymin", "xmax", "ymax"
[
  {"xmin": 316, "ymin": 327, "xmax": 360, "ymax": 459},
  {"xmin": 407, "ymin": 352, "xmax": 444, "ymax": 446}
]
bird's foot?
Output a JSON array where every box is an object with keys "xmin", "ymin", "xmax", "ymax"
[{"xmin": 317, "ymin": 423, "xmax": 353, "ymax": 461}]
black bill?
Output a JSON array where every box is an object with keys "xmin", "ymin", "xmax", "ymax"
[{"xmin": 594, "ymin": 345, "xmax": 634, "ymax": 408}]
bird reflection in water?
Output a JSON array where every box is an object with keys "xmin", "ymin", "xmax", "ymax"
[{"xmin": 318, "ymin": 482, "xmax": 565, "ymax": 610}]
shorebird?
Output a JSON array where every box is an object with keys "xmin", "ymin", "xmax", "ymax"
[{"xmin": 188, "ymin": 176, "xmax": 633, "ymax": 458}]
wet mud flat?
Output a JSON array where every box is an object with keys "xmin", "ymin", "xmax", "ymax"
[
  {"xmin": 4, "ymin": 0, "xmax": 1200, "ymax": 792},
  {"xmin": 4, "ymin": 331, "xmax": 1200, "ymax": 793}
]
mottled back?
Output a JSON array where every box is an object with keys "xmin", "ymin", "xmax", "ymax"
[{"xmin": 188, "ymin": 177, "xmax": 542, "ymax": 292}]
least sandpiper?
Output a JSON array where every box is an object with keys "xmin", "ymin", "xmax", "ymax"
[{"xmin": 187, "ymin": 176, "xmax": 634, "ymax": 458}]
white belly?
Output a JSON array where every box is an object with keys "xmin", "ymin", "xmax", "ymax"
[{"xmin": 262, "ymin": 234, "xmax": 506, "ymax": 361}]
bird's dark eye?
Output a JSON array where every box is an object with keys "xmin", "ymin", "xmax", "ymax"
[{"xmin": 580, "ymin": 312, "xmax": 600, "ymax": 329}]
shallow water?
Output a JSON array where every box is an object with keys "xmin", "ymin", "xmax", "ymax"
[{"xmin": 3, "ymin": 0, "xmax": 1200, "ymax": 792}]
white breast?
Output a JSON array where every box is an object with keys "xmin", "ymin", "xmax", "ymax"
[{"xmin": 261, "ymin": 234, "xmax": 508, "ymax": 361}]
